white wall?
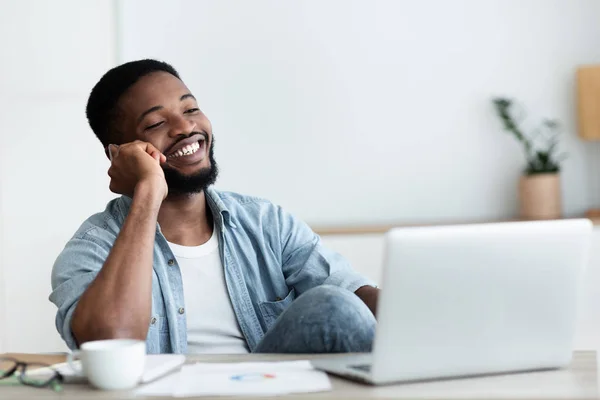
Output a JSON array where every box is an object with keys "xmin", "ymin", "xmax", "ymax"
[
  {"xmin": 1, "ymin": 0, "xmax": 600, "ymax": 353},
  {"xmin": 118, "ymin": 0, "xmax": 600, "ymax": 227},
  {"xmin": 0, "ymin": 0, "xmax": 117, "ymax": 352}
]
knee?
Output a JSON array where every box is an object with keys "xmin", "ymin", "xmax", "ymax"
[
  {"xmin": 298, "ymin": 285, "xmax": 376, "ymax": 352},
  {"xmin": 300, "ymin": 285, "xmax": 370, "ymax": 316}
]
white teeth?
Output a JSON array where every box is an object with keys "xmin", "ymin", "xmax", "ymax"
[{"xmin": 169, "ymin": 140, "xmax": 202, "ymax": 158}]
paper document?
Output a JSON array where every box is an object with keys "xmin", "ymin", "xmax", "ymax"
[
  {"xmin": 136, "ymin": 371, "xmax": 181, "ymax": 397},
  {"xmin": 137, "ymin": 360, "xmax": 331, "ymax": 397}
]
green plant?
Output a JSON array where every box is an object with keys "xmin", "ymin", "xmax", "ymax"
[{"xmin": 492, "ymin": 98, "xmax": 566, "ymax": 175}]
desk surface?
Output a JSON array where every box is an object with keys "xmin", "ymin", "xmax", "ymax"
[{"xmin": 1, "ymin": 351, "xmax": 598, "ymax": 399}]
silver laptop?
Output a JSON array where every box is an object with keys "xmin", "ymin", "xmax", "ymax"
[{"xmin": 312, "ymin": 219, "xmax": 592, "ymax": 385}]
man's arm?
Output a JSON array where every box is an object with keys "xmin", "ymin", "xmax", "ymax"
[
  {"xmin": 70, "ymin": 182, "xmax": 162, "ymax": 343},
  {"xmin": 277, "ymin": 206, "xmax": 379, "ymax": 317},
  {"xmin": 69, "ymin": 141, "xmax": 167, "ymax": 345}
]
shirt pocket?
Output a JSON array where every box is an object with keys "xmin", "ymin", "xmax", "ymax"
[
  {"xmin": 146, "ymin": 316, "xmax": 171, "ymax": 354},
  {"xmin": 258, "ymin": 288, "xmax": 296, "ymax": 329},
  {"xmin": 147, "ymin": 315, "xmax": 170, "ymax": 333}
]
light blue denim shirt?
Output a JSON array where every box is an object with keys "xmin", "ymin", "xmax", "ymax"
[{"xmin": 49, "ymin": 188, "xmax": 374, "ymax": 353}]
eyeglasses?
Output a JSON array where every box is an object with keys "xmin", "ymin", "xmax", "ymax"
[{"xmin": 0, "ymin": 357, "xmax": 63, "ymax": 391}]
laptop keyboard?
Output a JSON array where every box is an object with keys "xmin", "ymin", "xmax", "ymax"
[{"xmin": 350, "ymin": 364, "xmax": 372, "ymax": 373}]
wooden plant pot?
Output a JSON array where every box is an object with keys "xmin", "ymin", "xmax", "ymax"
[{"xmin": 518, "ymin": 173, "xmax": 561, "ymax": 220}]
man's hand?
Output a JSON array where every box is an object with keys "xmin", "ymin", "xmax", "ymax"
[
  {"xmin": 107, "ymin": 141, "xmax": 168, "ymax": 200},
  {"xmin": 355, "ymin": 285, "xmax": 379, "ymax": 317}
]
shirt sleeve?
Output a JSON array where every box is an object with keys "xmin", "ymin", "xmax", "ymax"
[
  {"xmin": 277, "ymin": 206, "xmax": 376, "ymax": 296},
  {"xmin": 49, "ymin": 234, "xmax": 110, "ymax": 350}
]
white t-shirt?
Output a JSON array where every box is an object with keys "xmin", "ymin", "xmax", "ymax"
[{"xmin": 167, "ymin": 227, "xmax": 249, "ymax": 354}]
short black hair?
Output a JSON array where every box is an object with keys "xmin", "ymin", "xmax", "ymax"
[{"xmin": 86, "ymin": 59, "xmax": 180, "ymax": 148}]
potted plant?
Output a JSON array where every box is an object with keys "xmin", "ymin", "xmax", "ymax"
[{"xmin": 492, "ymin": 98, "xmax": 566, "ymax": 220}]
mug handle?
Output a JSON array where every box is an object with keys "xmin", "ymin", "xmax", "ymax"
[{"xmin": 66, "ymin": 350, "xmax": 83, "ymax": 375}]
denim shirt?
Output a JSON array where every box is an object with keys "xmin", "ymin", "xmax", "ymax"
[{"xmin": 49, "ymin": 188, "xmax": 374, "ymax": 353}]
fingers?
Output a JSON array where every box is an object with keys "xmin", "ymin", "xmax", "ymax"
[
  {"xmin": 144, "ymin": 142, "xmax": 164, "ymax": 157},
  {"xmin": 144, "ymin": 142, "xmax": 166, "ymax": 164},
  {"xmin": 148, "ymin": 149, "xmax": 160, "ymax": 161},
  {"xmin": 110, "ymin": 141, "xmax": 165, "ymax": 163},
  {"xmin": 154, "ymin": 153, "xmax": 167, "ymax": 163}
]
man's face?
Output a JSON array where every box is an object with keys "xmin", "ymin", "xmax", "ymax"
[{"xmin": 116, "ymin": 71, "xmax": 218, "ymax": 195}]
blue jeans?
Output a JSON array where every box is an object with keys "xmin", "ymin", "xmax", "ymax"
[{"xmin": 254, "ymin": 285, "xmax": 376, "ymax": 353}]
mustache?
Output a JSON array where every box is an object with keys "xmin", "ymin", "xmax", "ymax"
[{"xmin": 163, "ymin": 131, "xmax": 208, "ymax": 155}]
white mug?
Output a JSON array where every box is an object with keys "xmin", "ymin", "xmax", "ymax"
[{"xmin": 67, "ymin": 339, "xmax": 146, "ymax": 390}]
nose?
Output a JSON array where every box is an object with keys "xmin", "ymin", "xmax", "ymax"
[{"xmin": 168, "ymin": 114, "xmax": 197, "ymax": 138}]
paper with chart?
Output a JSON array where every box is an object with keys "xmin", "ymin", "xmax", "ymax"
[{"xmin": 138, "ymin": 360, "xmax": 331, "ymax": 397}]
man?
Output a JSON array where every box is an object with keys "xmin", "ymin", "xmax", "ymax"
[{"xmin": 50, "ymin": 59, "xmax": 378, "ymax": 354}]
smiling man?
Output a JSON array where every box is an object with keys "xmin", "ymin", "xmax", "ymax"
[{"xmin": 49, "ymin": 59, "xmax": 378, "ymax": 354}]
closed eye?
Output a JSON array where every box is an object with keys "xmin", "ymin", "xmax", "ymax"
[
  {"xmin": 184, "ymin": 108, "xmax": 200, "ymax": 114},
  {"xmin": 145, "ymin": 121, "xmax": 164, "ymax": 130}
]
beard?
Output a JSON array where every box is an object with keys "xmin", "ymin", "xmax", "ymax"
[{"xmin": 162, "ymin": 135, "xmax": 219, "ymax": 196}]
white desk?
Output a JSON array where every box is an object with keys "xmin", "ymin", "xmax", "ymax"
[{"xmin": 1, "ymin": 351, "xmax": 598, "ymax": 399}]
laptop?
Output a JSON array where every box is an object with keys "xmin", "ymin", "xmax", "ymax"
[{"xmin": 312, "ymin": 219, "xmax": 592, "ymax": 385}]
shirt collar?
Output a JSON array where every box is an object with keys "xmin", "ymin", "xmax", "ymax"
[
  {"xmin": 205, "ymin": 187, "xmax": 237, "ymax": 230},
  {"xmin": 116, "ymin": 186, "xmax": 236, "ymax": 232}
]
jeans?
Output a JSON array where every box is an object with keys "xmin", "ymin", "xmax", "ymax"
[{"xmin": 254, "ymin": 285, "xmax": 376, "ymax": 353}]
